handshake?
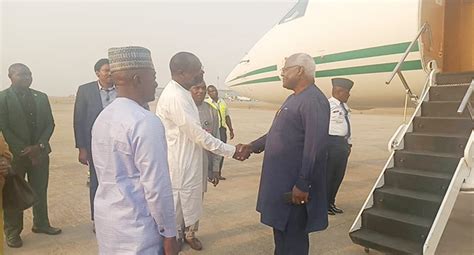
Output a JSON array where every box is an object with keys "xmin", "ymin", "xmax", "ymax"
[{"xmin": 232, "ymin": 144, "xmax": 253, "ymax": 161}]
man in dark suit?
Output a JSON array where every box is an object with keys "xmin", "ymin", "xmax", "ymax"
[
  {"xmin": 73, "ymin": 58, "xmax": 115, "ymax": 232},
  {"xmin": 240, "ymin": 53, "xmax": 329, "ymax": 254},
  {"xmin": 0, "ymin": 63, "xmax": 60, "ymax": 248}
]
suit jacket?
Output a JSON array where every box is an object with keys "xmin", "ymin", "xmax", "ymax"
[
  {"xmin": 73, "ymin": 81, "xmax": 103, "ymax": 153},
  {"xmin": 0, "ymin": 87, "xmax": 55, "ymax": 157}
]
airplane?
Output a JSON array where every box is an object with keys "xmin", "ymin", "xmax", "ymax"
[
  {"xmin": 226, "ymin": 1, "xmax": 474, "ymax": 254},
  {"xmin": 225, "ymin": 0, "xmax": 473, "ymax": 109}
]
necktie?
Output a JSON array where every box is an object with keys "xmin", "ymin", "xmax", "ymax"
[
  {"xmin": 102, "ymin": 87, "xmax": 114, "ymax": 102},
  {"xmin": 340, "ymin": 102, "xmax": 351, "ymax": 139}
]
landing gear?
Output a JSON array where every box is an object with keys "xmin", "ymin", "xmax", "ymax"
[{"xmin": 364, "ymin": 247, "xmax": 370, "ymax": 253}]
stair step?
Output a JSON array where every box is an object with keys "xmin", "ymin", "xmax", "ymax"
[
  {"xmin": 362, "ymin": 208, "xmax": 431, "ymax": 243},
  {"xmin": 350, "ymin": 229, "xmax": 422, "ymax": 255},
  {"xmin": 421, "ymin": 101, "xmax": 470, "ymax": 118},
  {"xmin": 436, "ymin": 71, "xmax": 474, "ymax": 85},
  {"xmin": 394, "ymin": 150, "xmax": 460, "ymax": 173},
  {"xmin": 404, "ymin": 132, "xmax": 468, "ymax": 156},
  {"xmin": 429, "ymin": 84, "xmax": 473, "ymax": 102},
  {"xmin": 374, "ymin": 187, "xmax": 443, "ymax": 218},
  {"xmin": 385, "ymin": 167, "xmax": 452, "ymax": 194},
  {"xmin": 412, "ymin": 116, "xmax": 473, "ymax": 136}
]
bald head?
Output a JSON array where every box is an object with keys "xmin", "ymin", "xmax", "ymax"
[
  {"xmin": 169, "ymin": 52, "xmax": 202, "ymax": 75},
  {"xmin": 8, "ymin": 63, "xmax": 29, "ymax": 76},
  {"xmin": 169, "ymin": 52, "xmax": 204, "ymax": 90},
  {"xmin": 8, "ymin": 63, "xmax": 32, "ymax": 88}
]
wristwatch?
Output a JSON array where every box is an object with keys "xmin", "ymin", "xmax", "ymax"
[{"xmin": 39, "ymin": 143, "xmax": 45, "ymax": 150}]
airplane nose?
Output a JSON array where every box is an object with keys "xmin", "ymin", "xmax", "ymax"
[{"xmin": 225, "ymin": 55, "xmax": 250, "ymax": 87}]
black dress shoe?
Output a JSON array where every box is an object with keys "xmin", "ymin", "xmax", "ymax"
[
  {"xmin": 7, "ymin": 235, "xmax": 23, "ymax": 248},
  {"xmin": 218, "ymin": 176, "xmax": 226, "ymax": 180},
  {"xmin": 327, "ymin": 208, "xmax": 336, "ymax": 215},
  {"xmin": 32, "ymin": 226, "xmax": 62, "ymax": 235},
  {"xmin": 330, "ymin": 204, "xmax": 344, "ymax": 214}
]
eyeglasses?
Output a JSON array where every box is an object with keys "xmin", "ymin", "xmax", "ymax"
[{"xmin": 281, "ymin": 65, "xmax": 301, "ymax": 72}]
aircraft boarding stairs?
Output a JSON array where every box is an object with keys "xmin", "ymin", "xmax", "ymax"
[{"xmin": 349, "ymin": 72, "xmax": 474, "ymax": 255}]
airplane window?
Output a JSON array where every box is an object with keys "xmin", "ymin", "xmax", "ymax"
[{"xmin": 278, "ymin": 0, "xmax": 309, "ymax": 24}]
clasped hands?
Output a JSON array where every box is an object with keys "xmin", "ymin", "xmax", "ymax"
[
  {"xmin": 20, "ymin": 144, "xmax": 42, "ymax": 166},
  {"xmin": 232, "ymin": 144, "xmax": 253, "ymax": 161}
]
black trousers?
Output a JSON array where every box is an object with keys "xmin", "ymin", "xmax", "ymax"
[
  {"xmin": 326, "ymin": 136, "xmax": 350, "ymax": 206},
  {"xmin": 89, "ymin": 160, "xmax": 98, "ymax": 221},
  {"xmin": 4, "ymin": 155, "xmax": 51, "ymax": 238},
  {"xmin": 218, "ymin": 127, "xmax": 227, "ymax": 176},
  {"xmin": 273, "ymin": 205, "xmax": 309, "ymax": 255}
]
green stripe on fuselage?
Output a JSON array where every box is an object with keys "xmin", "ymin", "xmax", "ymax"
[
  {"xmin": 232, "ymin": 76, "xmax": 281, "ymax": 86},
  {"xmin": 315, "ymin": 60, "xmax": 422, "ymax": 77},
  {"xmin": 231, "ymin": 60, "xmax": 422, "ymax": 87},
  {"xmin": 231, "ymin": 42, "xmax": 419, "ymax": 82},
  {"xmin": 229, "ymin": 65, "xmax": 278, "ymax": 82},
  {"xmin": 314, "ymin": 42, "xmax": 419, "ymax": 65}
]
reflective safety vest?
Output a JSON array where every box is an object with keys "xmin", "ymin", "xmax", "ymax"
[{"xmin": 205, "ymin": 98, "xmax": 228, "ymax": 129}]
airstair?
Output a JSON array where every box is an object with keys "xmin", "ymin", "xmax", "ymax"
[
  {"xmin": 349, "ymin": 71, "xmax": 474, "ymax": 254},
  {"xmin": 348, "ymin": 23, "xmax": 474, "ymax": 255}
]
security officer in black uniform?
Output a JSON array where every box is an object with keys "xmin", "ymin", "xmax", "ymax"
[{"xmin": 326, "ymin": 78, "xmax": 354, "ymax": 215}]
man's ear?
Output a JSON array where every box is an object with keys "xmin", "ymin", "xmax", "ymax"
[
  {"xmin": 297, "ymin": 67, "xmax": 304, "ymax": 77},
  {"xmin": 95, "ymin": 71, "xmax": 100, "ymax": 78},
  {"xmin": 132, "ymin": 73, "xmax": 141, "ymax": 87}
]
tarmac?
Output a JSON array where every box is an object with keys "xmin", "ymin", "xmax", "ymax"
[{"xmin": 3, "ymin": 101, "xmax": 473, "ymax": 255}]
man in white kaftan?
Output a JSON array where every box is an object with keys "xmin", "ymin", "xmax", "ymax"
[
  {"xmin": 156, "ymin": 52, "xmax": 240, "ymax": 250},
  {"xmin": 92, "ymin": 46, "xmax": 178, "ymax": 255}
]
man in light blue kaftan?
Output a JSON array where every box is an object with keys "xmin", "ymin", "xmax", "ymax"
[{"xmin": 92, "ymin": 46, "xmax": 178, "ymax": 255}]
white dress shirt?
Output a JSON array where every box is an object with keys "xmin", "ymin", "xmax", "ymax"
[{"xmin": 328, "ymin": 97, "xmax": 352, "ymax": 143}]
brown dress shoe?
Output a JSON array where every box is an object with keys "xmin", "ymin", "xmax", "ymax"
[{"xmin": 185, "ymin": 237, "xmax": 203, "ymax": 250}]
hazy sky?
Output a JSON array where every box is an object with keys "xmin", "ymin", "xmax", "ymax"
[{"xmin": 1, "ymin": 0, "xmax": 295, "ymax": 96}]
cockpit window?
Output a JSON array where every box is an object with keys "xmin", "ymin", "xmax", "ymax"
[{"xmin": 278, "ymin": 0, "xmax": 309, "ymax": 24}]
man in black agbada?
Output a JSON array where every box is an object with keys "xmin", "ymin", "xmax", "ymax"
[
  {"xmin": 240, "ymin": 53, "xmax": 330, "ymax": 255},
  {"xmin": 0, "ymin": 63, "xmax": 61, "ymax": 248}
]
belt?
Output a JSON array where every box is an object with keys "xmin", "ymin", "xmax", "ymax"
[{"xmin": 328, "ymin": 135, "xmax": 349, "ymax": 143}]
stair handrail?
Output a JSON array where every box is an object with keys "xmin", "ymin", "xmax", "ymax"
[
  {"xmin": 388, "ymin": 69, "xmax": 436, "ymax": 151},
  {"xmin": 386, "ymin": 22, "xmax": 431, "ymax": 103},
  {"xmin": 457, "ymin": 79, "xmax": 474, "ymax": 115},
  {"xmin": 461, "ymin": 130, "xmax": 474, "ymax": 192}
]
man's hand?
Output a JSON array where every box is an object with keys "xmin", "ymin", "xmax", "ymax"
[
  {"xmin": 233, "ymin": 144, "xmax": 252, "ymax": 161},
  {"xmin": 291, "ymin": 185, "xmax": 309, "ymax": 205},
  {"xmin": 20, "ymin": 145, "xmax": 41, "ymax": 158},
  {"xmin": 21, "ymin": 145, "xmax": 42, "ymax": 167},
  {"xmin": 0, "ymin": 156, "xmax": 11, "ymax": 177},
  {"xmin": 78, "ymin": 148, "xmax": 89, "ymax": 166},
  {"xmin": 163, "ymin": 236, "xmax": 179, "ymax": 255},
  {"xmin": 208, "ymin": 172, "xmax": 220, "ymax": 187},
  {"xmin": 229, "ymin": 129, "xmax": 235, "ymax": 140}
]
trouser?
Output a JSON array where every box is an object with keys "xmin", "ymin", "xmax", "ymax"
[
  {"xmin": 273, "ymin": 205, "xmax": 309, "ymax": 255},
  {"xmin": 176, "ymin": 193, "xmax": 202, "ymax": 240},
  {"xmin": 89, "ymin": 159, "xmax": 98, "ymax": 221},
  {"xmin": 326, "ymin": 136, "xmax": 350, "ymax": 206},
  {"xmin": 218, "ymin": 127, "xmax": 227, "ymax": 176},
  {"xmin": 1, "ymin": 177, "xmax": 4, "ymax": 246},
  {"xmin": 4, "ymin": 155, "xmax": 51, "ymax": 238}
]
